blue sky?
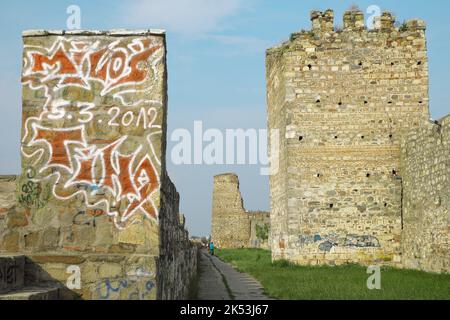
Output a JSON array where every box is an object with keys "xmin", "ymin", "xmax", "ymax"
[{"xmin": 0, "ymin": 0, "xmax": 449, "ymax": 236}]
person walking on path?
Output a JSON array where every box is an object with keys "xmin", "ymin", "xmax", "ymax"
[{"xmin": 209, "ymin": 241, "xmax": 215, "ymax": 256}]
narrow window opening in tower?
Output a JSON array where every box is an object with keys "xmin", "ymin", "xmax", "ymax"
[{"xmin": 317, "ymin": 173, "xmax": 321, "ymax": 178}]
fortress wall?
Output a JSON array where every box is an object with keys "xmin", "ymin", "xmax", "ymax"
[
  {"xmin": 0, "ymin": 30, "xmax": 197, "ymax": 299},
  {"xmin": 401, "ymin": 116, "xmax": 449, "ymax": 273},
  {"xmin": 158, "ymin": 174, "xmax": 198, "ymax": 299},
  {"xmin": 266, "ymin": 48, "xmax": 289, "ymax": 259},
  {"xmin": 249, "ymin": 211, "xmax": 271, "ymax": 249},
  {"xmin": 266, "ymin": 10, "xmax": 430, "ymax": 266}
]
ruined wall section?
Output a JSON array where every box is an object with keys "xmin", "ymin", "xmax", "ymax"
[
  {"xmin": 266, "ymin": 10, "xmax": 430, "ymax": 266},
  {"xmin": 401, "ymin": 116, "xmax": 449, "ymax": 273},
  {"xmin": 211, "ymin": 174, "xmax": 271, "ymax": 249},
  {"xmin": 211, "ymin": 174, "xmax": 250, "ymax": 248},
  {"xmin": 158, "ymin": 173, "xmax": 198, "ymax": 299}
]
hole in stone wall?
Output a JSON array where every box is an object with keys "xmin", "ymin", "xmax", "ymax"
[
  {"xmin": 417, "ymin": 61, "xmax": 422, "ymax": 65},
  {"xmin": 338, "ymin": 102, "xmax": 342, "ymax": 106},
  {"xmin": 317, "ymin": 173, "xmax": 321, "ymax": 178},
  {"xmin": 316, "ymin": 99, "xmax": 321, "ymax": 103},
  {"xmin": 308, "ymin": 64, "xmax": 312, "ymax": 70},
  {"xmin": 299, "ymin": 136, "xmax": 303, "ymax": 141},
  {"xmin": 361, "ymin": 136, "xmax": 365, "ymax": 139},
  {"xmin": 389, "ymin": 134, "xmax": 393, "ymax": 138},
  {"xmin": 384, "ymin": 203, "xmax": 388, "ymax": 207},
  {"xmin": 364, "ymin": 100, "xmax": 368, "ymax": 104},
  {"xmin": 334, "ymin": 136, "xmax": 338, "ymax": 139},
  {"xmin": 391, "ymin": 62, "xmax": 395, "ymax": 66},
  {"xmin": 358, "ymin": 62, "xmax": 363, "ymax": 66},
  {"xmin": 366, "ymin": 173, "xmax": 371, "ymax": 178},
  {"xmin": 329, "ymin": 204, "xmax": 334, "ymax": 208},
  {"xmin": 388, "ymin": 101, "xmax": 392, "ymax": 104},
  {"xmin": 392, "ymin": 169, "xmax": 397, "ymax": 175},
  {"xmin": 419, "ymin": 101, "xmax": 423, "ymax": 104}
]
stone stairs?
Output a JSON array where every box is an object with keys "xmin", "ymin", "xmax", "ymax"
[{"xmin": 0, "ymin": 255, "xmax": 61, "ymax": 300}]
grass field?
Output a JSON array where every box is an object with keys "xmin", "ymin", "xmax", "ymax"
[{"xmin": 216, "ymin": 248, "xmax": 450, "ymax": 300}]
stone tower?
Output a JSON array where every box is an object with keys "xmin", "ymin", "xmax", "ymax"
[
  {"xmin": 211, "ymin": 173, "xmax": 250, "ymax": 248},
  {"xmin": 266, "ymin": 10, "xmax": 430, "ymax": 266}
]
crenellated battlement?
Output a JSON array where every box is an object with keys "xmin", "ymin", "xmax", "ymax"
[
  {"xmin": 268, "ymin": 9, "xmax": 427, "ymax": 57},
  {"xmin": 311, "ymin": 9, "xmax": 334, "ymax": 33},
  {"xmin": 343, "ymin": 10, "xmax": 365, "ymax": 30},
  {"xmin": 301, "ymin": 9, "xmax": 426, "ymax": 36}
]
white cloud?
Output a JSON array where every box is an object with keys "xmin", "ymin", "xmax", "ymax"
[{"xmin": 125, "ymin": 0, "xmax": 246, "ymax": 35}]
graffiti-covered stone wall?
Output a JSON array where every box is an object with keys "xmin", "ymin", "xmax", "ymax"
[
  {"xmin": 266, "ymin": 10, "xmax": 430, "ymax": 266},
  {"xmin": 211, "ymin": 173, "xmax": 270, "ymax": 249},
  {"xmin": 0, "ymin": 30, "xmax": 197, "ymax": 299},
  {"xmin": 401, "ymin": 116, "xmax": 449, "ymax": 274}
]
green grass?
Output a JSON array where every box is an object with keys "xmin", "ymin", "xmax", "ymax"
[{"xmin": 216, "ymin": 248, "xmax": 450, "ymax": 300}]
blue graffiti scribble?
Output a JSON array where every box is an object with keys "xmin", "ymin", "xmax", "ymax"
[{"xmin": 97, "ymin": 278, "xmax": 128, "ymax": 300}]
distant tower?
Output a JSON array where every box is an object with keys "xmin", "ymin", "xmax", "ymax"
[
  {"xmin": 266, "ymin": 9, "xmax": 429, "ymax": 265},
  {"xmin": 211, "ymin": 174, "xmax": 250, "ymax": 248}
]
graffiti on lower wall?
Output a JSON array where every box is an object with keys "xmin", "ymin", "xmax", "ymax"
[
  {"xmin": 296, "ymin": 233, "xmax": 380, "ymax": 252},
  {"xmin": 96, "ymin": 267, "xmax": 155, "ymax": 300},
  {"xmin": 21, "ymin": 36, "xmax": 164, "ymax": 229}
]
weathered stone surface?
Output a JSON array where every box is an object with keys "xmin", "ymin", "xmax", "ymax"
[
  {"xmin": 2, "ymin": 232, "xmax": 20, "ymax": 252},
  {"xmin": 6, "ymin": 210, "xmax": 29, "ymax": 228},
  {"xmin": 0, "ymin": 256, "xmax": 25, "ymax": 293},
  {"xmin": 0, "ymin": 286, "xmax": 60, "ymax": 300},
  {"xmin": 157, "ymin": 175, "xmax": 198, "ymax": 300},
  {"xmin": 211, "ymin": 173, "xmax": 270, "ymax": 249},
  {"xmin": 401, "ymin": 116, "xmax": 450, "ymax": 273},
  {"xmin": 28, "ymin": 255, "xmax": 86, "ymax": 265},
  {"xmin": 0, "ymin": 176, "xmax": 17, "ymax": 212}
]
